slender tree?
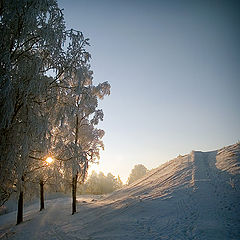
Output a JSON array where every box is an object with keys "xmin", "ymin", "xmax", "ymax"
[{"xmin": 51, "ymin": 70, "xmax": 110, "ymax": 214}]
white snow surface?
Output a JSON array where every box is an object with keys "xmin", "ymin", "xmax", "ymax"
[{"xmin": 0, "ymin": 143, "xmax": 240, "ymax": 240}]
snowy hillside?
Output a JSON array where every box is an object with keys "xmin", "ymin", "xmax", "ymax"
[{"xmin": 0, "ymin": 143, "xmax": 240, "ymax": 240}]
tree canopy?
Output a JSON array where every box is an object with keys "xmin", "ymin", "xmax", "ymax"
[{"xmin": 127, "ymin": 164, "xmax": 148, "ymax": 185}]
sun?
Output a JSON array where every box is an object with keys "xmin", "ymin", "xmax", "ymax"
[{"xmin": 46, "ymin": 156, "xmax": 54, "ymax": 164}]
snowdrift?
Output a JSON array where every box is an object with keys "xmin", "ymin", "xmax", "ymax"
[
  {"xmin": 95, "ymin": 143, "xmax": 240, "ymax": 239},
  {"xmin": 0, "ymin": 143, "xmax": 240, "ymax": 240}
]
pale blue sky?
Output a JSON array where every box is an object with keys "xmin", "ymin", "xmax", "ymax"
[{"xmin": 59, "ymin": 0, "xmax": 240, "ymax": 182}]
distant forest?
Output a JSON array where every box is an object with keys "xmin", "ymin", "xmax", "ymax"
[{"xmin": 78, "ymin": 164, "xmax": 148, "ymax": 195}]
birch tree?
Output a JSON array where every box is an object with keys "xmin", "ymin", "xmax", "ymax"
[
  {"xmin": 51, "ymin": 68, "xmax": 110, "ymax": 214},
  {"xmin": 0, "ymin": 0, "xmax": 65, "ymax": 223}
]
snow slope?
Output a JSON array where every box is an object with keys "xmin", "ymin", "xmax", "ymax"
[{"xmin": 0, "ymin": 143, "xmax": 240, "ymax": 240}]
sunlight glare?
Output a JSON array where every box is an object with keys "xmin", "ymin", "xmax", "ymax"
[{"xmin": 46, "ymin": 156, "xmax": 54, "ymax": 164}]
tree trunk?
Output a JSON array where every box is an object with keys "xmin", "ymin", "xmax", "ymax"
[
  {"xmin": 16, "ymin": 190, "xmax": 23, "ymax": 224},
  {"xmin": 72, "ymin": 174, "xmax": 77, "ymax": 215},
  {"xmin": 72, "ymin": 114, "xmax": 79, "ymax": 215},
  {"xmin": 40, "ymin": 180, "xmax": 44, "ymax": 211},
  {"xmin": 72, "ymin": 176, "xmax": 76, "ymax": 214}
]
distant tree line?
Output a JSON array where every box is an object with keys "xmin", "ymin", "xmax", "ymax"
[
  {"xmin": 78, "ymin": 171, "xmax": 123, "ymax": 195},
  {"xmin": 78, "ymin": 164, "xmax": 148, "ymax": 194}
]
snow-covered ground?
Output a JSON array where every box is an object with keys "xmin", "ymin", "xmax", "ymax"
[{"xmin": 0, "ymin": 143, "xmax": 240, "ymax": 240}]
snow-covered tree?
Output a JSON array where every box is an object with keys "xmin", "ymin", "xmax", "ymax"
[
  {"xmin": 27, "ymin": 156, "xmax": 62, "ymax": 211},
  {"xmin": 50, "ymin": 68, "xmax": 110, "ymax": 214},
  {"xmin": 0, "ymin": 0, "xmax": 110, "ymax": 223},
  {"xmin": 0, "ymin": 0, "xmax": 66, "ymax": 223},
  {"xmin": 127, "ymin": 164, "xmax": 148, "ymax": 185}
]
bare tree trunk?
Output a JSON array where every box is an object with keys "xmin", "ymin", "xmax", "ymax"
[
  {"xmin": 74, "ymin": 175, "xmax": 77, "ymax": 200},
  {"xmin": 72, "ymin": 114, "xmax": 79, "ymax": 215},
  {"xmin": 40, "ymin": 180, "xmax": 44, "ymax": 211},
  {"xmin": 72, "ymin": 176, "xmax": 76, "ymax": 215},
  {"xmin": 72, "ymin": 174, "xmax": 78, "ymax": 215},
  {"xmin": 16, "ymin": 190, "xmax": 23, "ymax": 224}
]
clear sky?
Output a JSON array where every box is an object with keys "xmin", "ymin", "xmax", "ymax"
[{"xmin": 58, "ymin": 0, "xmax": 240, "ymax": 183}]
